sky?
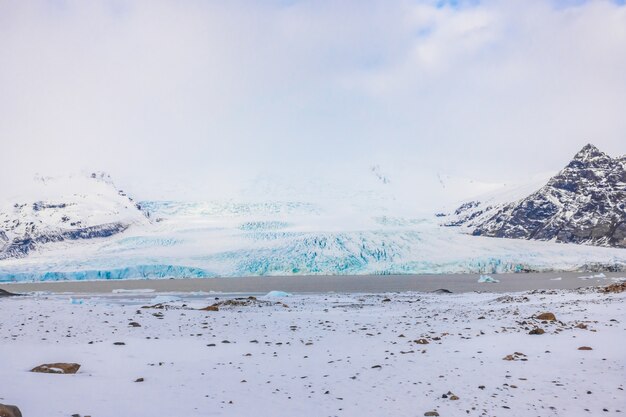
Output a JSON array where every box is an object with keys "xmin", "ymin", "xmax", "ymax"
[{"xmin": 0, "ymin": 0, "xmax": 625, "ymax": 202}]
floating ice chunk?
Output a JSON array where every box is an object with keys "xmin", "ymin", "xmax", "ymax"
[
  {"xmin": 112, "ymin": 289, "xmax": 156, "ymax": 294},
  {"xmin": 477, "ymin": 275, "xmax": 500, "ymax": 283},
  {"xmin": 550, "ymin": 277, "xmax": 562, "ymax": 281},
  {"xmin": 579, "ymin": 273, "xmax": 607, "ymax": 280},
  {"xmin": 29, "ymin": 291, "xmax": 53, "ymax": 296},
  {"xmin": 264, "ymin": 290, "xmax": 292, "ymax": 298},
  {"xmin": 69, "ymin": 298, "xmax": 84, "ymax": 305},
  {"xmin": 150, "ymin": 295, "xmax": 181, "ymax": 304}
]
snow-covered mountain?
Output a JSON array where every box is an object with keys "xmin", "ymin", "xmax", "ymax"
[
  {"xmin": 0, "ymin": 172, "xmax": 149, "ymax": 260},
  {"xmin": 445, "ymin": 144, "xmax": 626, "ymax": 248}
]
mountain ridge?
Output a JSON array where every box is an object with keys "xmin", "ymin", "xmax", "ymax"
[
  {"xmin": 446, "ymin": 144, "xmax": 626, "ymax": 248},
  {"xmin": 0, "ymin": 173, "xmax": 149, "ymax": 259}
]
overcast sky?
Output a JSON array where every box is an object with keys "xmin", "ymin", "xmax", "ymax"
[{"xmin": 1, "ymin": 0, "xmax": 625, "ymax": 201}]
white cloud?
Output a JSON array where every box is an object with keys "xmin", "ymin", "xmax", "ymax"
[{"xmin": 0, "ymin": 0, "xmax": 624, "ymax": 201}]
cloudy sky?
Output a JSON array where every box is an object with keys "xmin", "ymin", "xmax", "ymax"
[{"xmin": 1, "ymin": 0, "xmax": 625, "ymax": 201}]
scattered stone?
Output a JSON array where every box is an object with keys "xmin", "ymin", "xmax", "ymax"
[
  {"xmin": 443, "ymin": 391, "xmax": 459, "ymax": 400},
  {"xmin": 202, "ymin": 297, "xmax": 275, "ymax": 310},
  {"xmin": 578, "ymin": 346, "xmax": 593, "ymax": 350},
  {"xmin": 424, "ymin": 411, "xmax": 439, "ymax": 416},
  {"xmin": 575, "ymin": 323, "xmax": 588, "ymax": 329},
  {"xmin": 600, "ymin": 282, "xmax": 626, "ymax": 293},
  {"xmin": 536, "ymin": 312, "xmax": 556, "ymax": 321},
  {"xmin": 0, "ymin": 403, "xmax": 22, "ymax": 417},
  {"xmin": 529, "ymin": 328, "xmax": 545, "ymax": 335},
  {"xmin": 414, "ymin": 338, "xmax": 429, "ymax": 344},
  {"xmin": 128, "ymin": 322, "xmax": 141, "ymax": 327},
  {"xmin": 113, "ymin": 342, "xmax": 126, "ymax": 346},
  {"xmin": 31, "ymin": 363, "xmax": 81, "ymax": 374},
  {"xmin": 134, "ymin": 377, "xmax": 144, "ymax": 382},
  {"xmin": 503, "ymin": 352, "xmax": 527, "ymax": 361}
]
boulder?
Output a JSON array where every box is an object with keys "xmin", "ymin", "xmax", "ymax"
[
  {"xmin": 31, "ymin": 362, "xmax": 81, "ymax": 374},
  {"xmin": 0, "ymin": 404, "xmax": 22, "ymax": 417},
  {"xmin": 536, "ymin": 312, "xmax": 556, "ymax": 321}
]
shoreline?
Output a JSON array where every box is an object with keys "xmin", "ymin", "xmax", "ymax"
[{"xmin": 2, "ymin": 271, "xmax": 623, "ymax": 294}]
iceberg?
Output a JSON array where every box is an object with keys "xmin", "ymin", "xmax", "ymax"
[
  {"xmin": 264, "ymin": 291, "xmax": 292, "ymax": 298},
  {"xmin": 477, "ymin": 275, "xmax": 500, "ymax": 283}
]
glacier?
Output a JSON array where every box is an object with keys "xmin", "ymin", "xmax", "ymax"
[
  {"xmin": 2, "ymin": 205, "xmax": 625, "ymax": 282},
  {"xmin": 1, "ymin": 170, "xmax": 625, "ymax": 282}
]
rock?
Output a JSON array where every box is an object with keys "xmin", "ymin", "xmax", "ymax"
[
  {"xmin": 31, "ymin": 363, "xmax": 81, "ymax": 374},
  {"xmin": 503, "ymin": 352, "xmax": 527, "ymax": 361},
  {"xmin": 128, "ymin": 322, "xmax": 141, "ymax": 327},
  {"xmin": 575, "ymin": 323, "xmax": 588, "ymax": 329},
  {"xmin": 529, "ymin": 328, "xmax": 545, "ymax": 335},
  {"xmin": 578, "ymin": 346, "xmax": 593, "ymax": 350},
  {"xmin": 536, "ymin": 312, "xmax": 556, "ymax": 321},
  {"xmin": 199, "ymin": 305, "xmax": 219, "ymax": 311},
  {"xmin": 0, "ymin": 289, "xmax": 20, "ymax": 297},
  {"xmin": 113, "ymin": 342, "xmax": 126, "ymax": 345},
  {"xmin": 424, "ymin": 412, "xmax": 440, "ymax": 416},
  {"xmin": 600, "ymin": 282, "xmax": 626, "ymax": 293},
  {"xmin": 0, "ymin": 404, "xmax": 22, "ymax": 417},
  {"xmin": 134, "ymin": 377, "xmax": 144, "ymax": 382},
  {"xmin": 443, "ymin": 391, "xmax": 459, "ymax": 400},
  {"xmin": 414, "ymin": 338, "xmax": 429, "ymax": 344}
]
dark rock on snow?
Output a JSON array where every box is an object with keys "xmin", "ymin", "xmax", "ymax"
[
  {"xmin": 0, "ymin": 404, "xmax": 22, "ymax": 417},
  {"xmin": 31, "ymin": 363, "xmax": 81, "ymax": 374}
]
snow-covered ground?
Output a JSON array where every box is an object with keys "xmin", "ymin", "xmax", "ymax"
[{"xmin": 1, "ymin": 287, "xmax": 624, "ymax": 416}]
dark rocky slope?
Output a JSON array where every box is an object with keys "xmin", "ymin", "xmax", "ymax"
[{"xmin": 447, "ymin": 144, "xmax": 626, "ymax": 248}]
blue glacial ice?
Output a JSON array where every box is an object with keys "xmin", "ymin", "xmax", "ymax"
[{"xmin": 0, "ymin": 264, "xmax": 214, "ymax": 282}]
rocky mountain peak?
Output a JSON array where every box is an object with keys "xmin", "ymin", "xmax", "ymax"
[
  {"xmin": 446, "ymin": 144, "xmax": 626, "ymax": 248},
  {"xmin": 567, "ymin": 143, "xmax": 613, "ymax": 170}
]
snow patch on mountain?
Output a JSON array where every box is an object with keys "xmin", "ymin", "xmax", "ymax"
[{"xmin": 0, "ymin": 173, "xmax": 149, "ymax": 259}]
